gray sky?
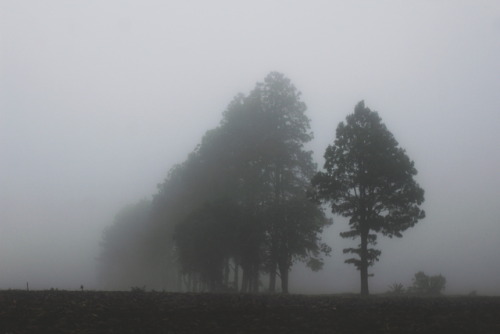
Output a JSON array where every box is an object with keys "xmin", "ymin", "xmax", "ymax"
[{"xmin": 1, "ymin": 0, "xmax": 499, "ymax": 294}]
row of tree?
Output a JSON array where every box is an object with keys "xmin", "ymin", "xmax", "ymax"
[
  {"xmin": 98, "ymin": 72, "xmax": 425, "ymax": 295},
  {"xmin": 99, "ymin": 73, "xmax": 332, "ymax": 293}
]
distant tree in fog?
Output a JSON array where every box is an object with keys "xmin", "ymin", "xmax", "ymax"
[
  {"xmin": 312, "ymin": 101, "xmax": 425, "ymax": 296},
  {"xmin": 409, "ymin": 271, "xmax": 446, "ymax": 295},
  {"xmin": 219, "ymin": 72, "xmax": 331, "ymax": 293},
  {"xmin": 98, "ymin": 199, "xmax": 155, "ymax": 289},
  {"xmin": 98, "ymin": 197, "xmax": 179, "ymax": 291}
]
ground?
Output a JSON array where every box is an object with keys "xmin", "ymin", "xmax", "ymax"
[{"xmin": 0, "ymin": 290, "xmax": 499, "ymax": 333}]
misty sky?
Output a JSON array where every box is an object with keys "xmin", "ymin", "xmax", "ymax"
[{"xmin": 1, "ymin": 1, "xmax": 499, "ymax": 294}]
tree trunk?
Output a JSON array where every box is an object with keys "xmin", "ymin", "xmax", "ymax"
[
  {"xmin": 176, "ymin": 271, "xmax": 183, "ymax": 292},
  {"xmin": 241, "ymin": 267, "xmax": 248, "ymax": 293},
  {"xmin": 360, "ymin": 229, "xmax": 369, "ymax": 296},
  {"xmin": 224, "ymin": 260, "xmax": 230, "ymax": 288},
  {"xmin": 252, "ymin": 268, "xmax": 260, "ymax": 293},
  {"xmin": 269, "ymin": 261, "xmax": 277, "ymax": 293},
  {"xmin": 193, "ymin": 275, "xmax": 198, "ymax": 292},
  {"xmin": 234, "ymin": 261, "xmax": 239, "ymax": 292},
  {"xmin": 244, "ymin": 263, "xmax": 259, "ymax": 293},
  {"xmin": 187, "ymin": 273, "xmax": 192, "ymax": 292},
  {"xmin": 278, "ymin": 262, "xmax": 289, "ymax": 294}
]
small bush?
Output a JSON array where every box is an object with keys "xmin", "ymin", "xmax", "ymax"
[
  {"xmin": 130, "ymin": 286, "xmax": 146, "ymax": 293},
  {"xmin": 387, "ymin": 282, "xmax": 406, "ymax": 295}
]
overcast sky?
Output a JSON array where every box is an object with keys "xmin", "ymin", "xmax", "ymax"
[{"xmin": 1, "ymin": 0, "xmax": 499, "ymax": 294}]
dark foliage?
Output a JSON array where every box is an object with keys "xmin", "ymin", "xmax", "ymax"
[{"xmin": 312, "ymin": 101, "xmax": 425, "ymax": 295}]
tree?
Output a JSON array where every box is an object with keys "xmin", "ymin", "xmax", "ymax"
[
  {"xmin": 221, "ymin": 72, "xmax": 331, "ymax": 293},
  {"xmin": 98, "ymin": 199, "xmax": 165, "ymax": 290},
  {"xmin": 312, "ymin": 101, "xmax": 425, "ymax": 295},
  {"xmin": 152, "ymin": 147, "xmax": 239, "ymax": 292},
  {"xmin": 410, "ymin": 271, "xmax": 446, "ymax": 295}
]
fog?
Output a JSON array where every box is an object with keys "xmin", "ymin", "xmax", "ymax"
[{"xmin": 1, "ymin": 1, "xmax": 499, "ymax": 294}]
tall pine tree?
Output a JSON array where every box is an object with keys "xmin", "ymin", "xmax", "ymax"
[{"xmin": 312, "ymin": 101, "xmax": 425, "ymax": 295}]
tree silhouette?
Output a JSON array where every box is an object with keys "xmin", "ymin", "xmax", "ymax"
[
  {"xmin": 223, "ymin": 72, "xmax": 331, "ymax": 293},
  {"xmin": 98, "ymin": 199, "xmax": 160, "ymax": 290},
  {"xmin": 312, "ymin": 101, "xmax": 425, "ymax": 295},
  {"xmin": 410, "ymin": 271, "xmax": 446, "ymax": 295}
]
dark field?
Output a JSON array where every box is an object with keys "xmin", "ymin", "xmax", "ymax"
[{"xmin": 1, "ymin": 291, "xmax": 499, "ymax": 333}]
